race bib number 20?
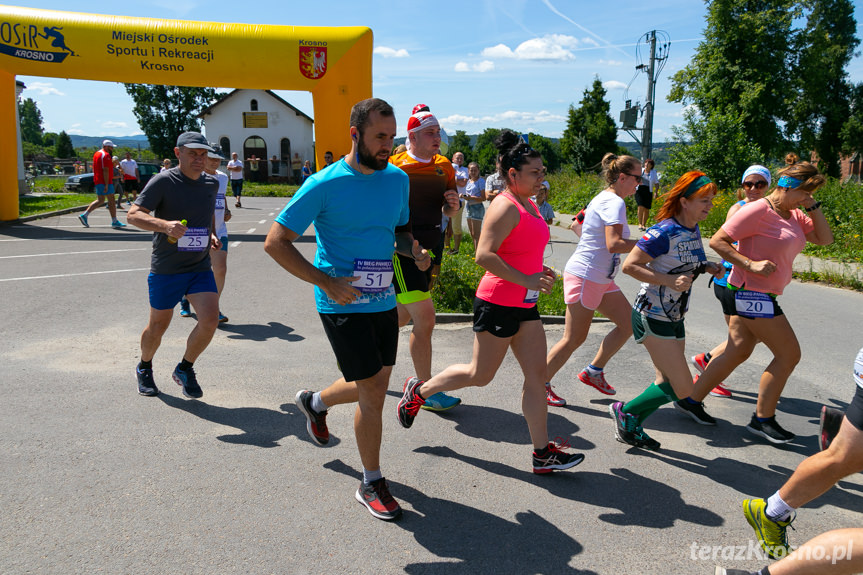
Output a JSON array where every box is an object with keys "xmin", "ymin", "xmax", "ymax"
[{"xmin": 734, "ymin": 290, "xmax": 775, "ymax": 318}]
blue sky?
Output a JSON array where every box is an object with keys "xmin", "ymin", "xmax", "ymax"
[{"xmin": 14, "ymin": 0, "xmax": 863, "ymax": 144}]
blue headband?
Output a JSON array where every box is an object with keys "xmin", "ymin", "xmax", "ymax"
[
  {"xmin": 777, "ymin": 175, "xmax": 803, "ymax": 189},
  {"xmin": 684, "ymin": 175, "xmax": 712, "ymax": 198},
  {"xmin": 741, "ymin": 165, "xmax": 771, "ymax": 186}
]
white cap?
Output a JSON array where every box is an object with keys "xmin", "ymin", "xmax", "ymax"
[{"xmin": 102, "ymin": 140, "xmax": 115, "ymax": 148}]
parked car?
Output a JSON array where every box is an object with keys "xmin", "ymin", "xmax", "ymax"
[{"xmin": 64, "ymin": 163, "xmax": 161, "ymax": 193}]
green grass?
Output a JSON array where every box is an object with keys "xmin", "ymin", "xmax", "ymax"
[
  {"xmin": 19, "ymin": 193, "xmax": 95, "ymax": 218},
  {"xmin": 240, "ymin": 182, "xmax": 299, "ymax": 197}
]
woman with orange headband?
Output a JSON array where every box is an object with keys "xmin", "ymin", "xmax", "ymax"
[
  {"xmin": 675, "ymin": 162, "xmax": 833, "ymax": 445},
  {"xmin": 609, "ymin": 171, "xmax": 724, "ymax": 451}
]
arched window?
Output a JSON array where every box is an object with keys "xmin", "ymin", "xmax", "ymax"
[
  {"xmin": 219, "ymin": 137, "xmax": 231, "ymax": 158},
  {"xmin": 250, "ymin": 99, "xmax": 258, "ymax": 111}
]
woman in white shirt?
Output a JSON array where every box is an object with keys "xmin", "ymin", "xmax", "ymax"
[{"xmin": 544, "ymin": 153, "xmax": 641, "ymax": 406}]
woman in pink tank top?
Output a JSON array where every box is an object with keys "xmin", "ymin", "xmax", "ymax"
[{"xmin": 397, "ymin": 130, "xmax": 584, "ymax": 475}]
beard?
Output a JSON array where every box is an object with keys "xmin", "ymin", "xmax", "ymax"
[{"xmin": 357, "ymin": 138, "xmax": 389, "ymax": 171}]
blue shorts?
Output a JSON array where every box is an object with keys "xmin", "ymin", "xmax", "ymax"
[
  {"xmin": 94, "ymin": 183, "xmax": 115, "ymax": 196},
  {"xmin": 148, "ymin": 270, "xmax": 217, "ymax": 310},
  {"xmin": 219, "ymin": 235, "xmax": 228, "ymax": 252}
]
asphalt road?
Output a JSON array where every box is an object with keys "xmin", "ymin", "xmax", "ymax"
[{"xmin": 1, "ymin": 198, "xmax": 861, "ymax": 575}]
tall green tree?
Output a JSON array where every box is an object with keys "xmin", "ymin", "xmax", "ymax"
[
  {"xmin": 527, "ymin": 133, "xmax": 561, "ymax": 173},
  {"xmin": 124, "ymin": 84, "xmax": 220, "ymax": 160},
  {"xmin": 787, "ymin": 0, "xmax": 859, "ymax": 177},
  {"xmin": 449, "ymin": 130, "xmax": 472, "ymax": 163},
  {"xmin": 841, "ymin": 82, "xmax": 863, "ymax": 156},
  {"xmin": 559, "ymin": 77, "xmax": 618, "ymax": 172},
  {"xmin": 55, "ymin": 131, "xmax": 75, "ymax": 158},
  {"xmin": 669, "ymin": 0, "xmax": 798, "ymax": 159},
  {"xmin": 18, "ymin": 97, "xmax": 44, "ymax": 146}
]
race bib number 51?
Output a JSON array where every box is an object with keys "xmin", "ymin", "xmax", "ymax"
[{"xmin": 353, "ymin": 259, "xmax": 394, "ymax": 294}]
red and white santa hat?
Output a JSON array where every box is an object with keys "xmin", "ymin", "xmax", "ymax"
[{"xmin": 407, "ymin": 111, "xmax": 439, "ymax": 134}]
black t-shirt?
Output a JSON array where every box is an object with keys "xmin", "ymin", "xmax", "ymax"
[{"xmin": 134, "ymin": 167, "xmax": 219, "ymax": 274}]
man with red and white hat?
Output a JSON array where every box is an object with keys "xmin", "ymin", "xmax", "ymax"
[
  {"xmin": 78, "ymin": 139, "xmax": 126, "ymax": 229},
  {"xmin": 390, "ymin": 109, "xmax": 462, "ymax": 412}
]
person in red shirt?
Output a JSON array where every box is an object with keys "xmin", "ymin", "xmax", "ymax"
[{"xmin": 77, "ymin": 140, "xmax": 126, "ymax": 229}]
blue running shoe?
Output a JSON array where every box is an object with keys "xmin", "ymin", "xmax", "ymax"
[
  {"xmin": 172, "ymin": 364, "xmax": 203, "ymax": 398},
  {"xmin": 421, "ymin": 391, "xmax": 461, "ymax": 412},
  {"xmin": 111, "ymin": 220, "xmax": 127, "ymax": 228},
  {"xmin": 78, "ymin": 213, "xmax": 89, "ymax": 228},
  {"xmin": 218, "ymin": 312, "xmax": 229, "ymax": 323},
  {"xmin": 179, "ymin": 298, "xmax": 191, "ymax": 318}
]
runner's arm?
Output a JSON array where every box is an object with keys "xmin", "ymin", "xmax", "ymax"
[{"xmin": 127, "ymin": 204, "xmax": 186, "ymax": 238}]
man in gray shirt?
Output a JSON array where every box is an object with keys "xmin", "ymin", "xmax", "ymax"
[{"xmin": 127, "ymin": 132, "xmax": 221, "ymax": 399}]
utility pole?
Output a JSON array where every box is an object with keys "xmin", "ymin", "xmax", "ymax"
[
  {"xmin": 619, "ymin": 31, "xmax": 669, "ymax": 163},
  {"xmin": 642, "ymin": 31, "xmax": 657, "ymax": 163}
]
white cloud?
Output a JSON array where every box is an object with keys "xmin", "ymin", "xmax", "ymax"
[
  {"xmin": 67, "ymin": 129, "xmax": 85, "ymax": 135},
  {"xmin": 25, "ymin": 82, "xmax": 64, "ymax": 96},
  {"xmin": 374, "ymin": 46, "xmax": 410, "ymax": 58},
  {"xmin": 102, "ymin": 121, "xmax": 128, "ymax": 130},
  {"xmin": 603, "ymin": 80, "xmax": 627, "ymax": 91},
  {"xmin": 454, "ymin": 60, "xmax": 495, "ymax": 73},
  {"xmin": 481, "ymin": 44, "xmax": 514, "ymax": 59},
  {"xmin": 599, "ymin": 59, "xmax": 623, "ymax": 66},
  {"xmin": 439, "ymin": 110, "xmax": 565, "ymax": 127},
  {"xmin": 481, "ymin": 34, "xmax": 581, "ymax": 61}
]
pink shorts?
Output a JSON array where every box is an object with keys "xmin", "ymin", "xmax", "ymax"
[{"xmin": 563, "ymin": 272, "xmax": 620, "ymax": 310}]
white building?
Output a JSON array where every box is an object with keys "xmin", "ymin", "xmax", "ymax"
[{"xmin": 199, "ymin": 89, "xmax": 314, "ymax": 182}]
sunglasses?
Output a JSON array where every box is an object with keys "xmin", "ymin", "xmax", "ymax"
[
  {"xmin": 625, "ymin": 173, "xmax": 642, "ymax": 179},
  {"xmin": 743, "ymin": 180, "xmax": 768, "ymax": 190}
]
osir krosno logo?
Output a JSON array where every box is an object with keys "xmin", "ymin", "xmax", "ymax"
[{"xmin": 0, "ymin": 21, "xmax": 76, "ymax": 63}]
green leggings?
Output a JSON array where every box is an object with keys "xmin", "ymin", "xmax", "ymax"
[{"xmin": 623, "ymin": 381, "xmax": 679, "ymax": 425}]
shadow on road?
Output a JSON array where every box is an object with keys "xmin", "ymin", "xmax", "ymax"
[
  {"xmin": 217, "ymin": 321, "xmax": 305, "ymax": 342},
  {"xmin": 157, "ymin": 394, "xmax": 339, "ymax": 448},
  {"xmin": 323, "ymin": 458, "xmax": 599, "ymax": 575}
]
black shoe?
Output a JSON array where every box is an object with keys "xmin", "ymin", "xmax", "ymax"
[
  {"xmin": 747, "ymin": 413, "xmax": 795, "ymax": 444},
  {"xmin": 533, "ymin": 440, "xmax": 585, "ymax": 474},
  {"xmin": 819, "ymin": 405, "xmax": 844, "ymax": 451},
  {"xmin": 673, "ymin": 399, "xmax": 717, "ymax": 425},
  {"xmin": 172, "ymin": 364, "xmax": 203, "ymax": 398},
  {"xmin": 355, "ymin": 478, "xmax": 402, "ymax": 521},
  {"xmin": 136, "ymin": 366, "xmax": 159, "ymax": 396},
  {"xmin": 397, "ymin": 377, "xmax": 425, "ymax": 429},
  {"xmin": 631, "ymin": 426, "xmax": 661, "ymax": 451},
  {"xmin": 295, "ymin": 390, "xmax": 329, "ymax": 446}
]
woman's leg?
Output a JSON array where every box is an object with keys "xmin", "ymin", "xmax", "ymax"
[
  {"xmin": 546, "ymin": 301, "xmax": 595, "ymax": 381},
  {"xmin": 510, "ymin": 320, "xmax": 552, "ymax": 450},
  {"xmin": 741, "ymin": 314, "xmax": 801, "ymax": 418},
  {"xmin": 416, "ymin": 330, "xmax": 510, "ymax": 397},
  {"xmin": 589, "ymin": 290, "xmax": 633, "ymax": 369},
  {"xmin": 690, "ymin": 315, "xmax": 759, "ymax": 401}
]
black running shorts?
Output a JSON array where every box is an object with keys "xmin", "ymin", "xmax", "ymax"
[
  {"xmin": 319, "ymin": 308, "xmax": 398, "ymax": 382},
  {"xmin": 472, "ymin": 297, "xmax": 540, "ymax": 339}
]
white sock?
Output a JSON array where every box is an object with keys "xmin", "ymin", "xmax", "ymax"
[
  {"xmin": 311, "ymin": 392, "xmax": 328, "ymax": 414},
  {"xmin": 585, "ymin": 364, "xmax": 602, "ymax": 376},
  {"xmin": 765, "ymin": 492, "xmax": 795, "ymax": 521},
  {"xmin": 363, "ymin": 468, "xmax": 382, "ymax": 485}
]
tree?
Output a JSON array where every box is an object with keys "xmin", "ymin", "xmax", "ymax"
[
  {"xmin": 787, "ymin": 0, "xmax": 859, "ymax": 177},
  {"xmin": 527, "ymin": 133, "xmax": 561, "ymax": 173},
  {"xmin": 18, "ymin": 97, "xmax": 44, "ymax": 146},
  {"xmin": 124, "ymin": 84, "xmax": 220, "ymax": 160},
  {"xmin": 472, "ymin": 128, "xmax": 502, "ymax": 176},
  {"xmin": 55, "ymin": 131, "xmax": 75, "ymax": 158},
  {"xmin": 449, "ymin": 130, "xmax": 472, "ymax": 163},
  {"xmin": 840, "ymin": 82, "xmax": 863, "ymax": 156},
  {"xmin": 559, "ymin": 77, "xmax": 618, "ymax": 172},
  {"xmin": 664, "ymin": 108, "xmax": 764, "ymax": 189},
  {"xmin": 669, "ymin": 0, "xmax": 797, "ymax": 159}
]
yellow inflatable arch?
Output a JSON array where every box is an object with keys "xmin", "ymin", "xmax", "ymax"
[{"xmin": 0, "ymin": 5, "xmax": 373, "ymax": 221}]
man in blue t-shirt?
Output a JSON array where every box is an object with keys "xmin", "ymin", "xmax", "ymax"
[{"xmin": 265, "ymin": 98, "xmax": 429, "ymax": 522}]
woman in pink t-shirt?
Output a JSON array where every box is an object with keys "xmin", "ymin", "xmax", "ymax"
[
  {"xmin": 397, "ymin": 130, "xmax": 584, "ymax": 475},
  {"xmin": 683, "ymin": 162, "xmax": 833, "ymax": 445}
]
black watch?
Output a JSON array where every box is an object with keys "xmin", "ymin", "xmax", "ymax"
[{"xmin": 804, "ymin": 201, "xmax": 822, "ymax": 212}]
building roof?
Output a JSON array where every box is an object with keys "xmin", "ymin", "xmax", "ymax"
[{"xmin": 198, "ymin": 89, "xmax": 314, "ymax": 124}]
